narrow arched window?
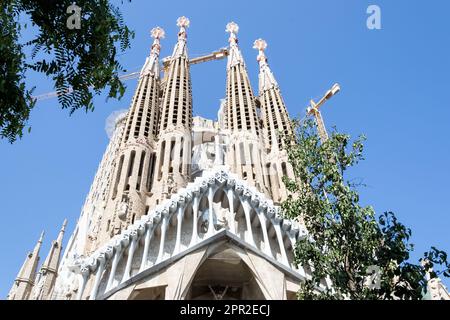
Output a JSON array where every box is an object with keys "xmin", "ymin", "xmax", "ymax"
[{"xmin": 112, "ymin": 155, "xmax": 124, "ymax": 200}]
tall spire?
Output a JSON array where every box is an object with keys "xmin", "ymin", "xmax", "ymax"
[
  {"xmin": 224, "ymin": 22, "xmax": 269, "ymax": 195},
  {"xmin": 123, "ymin": 25, "xmax": 165, "ymax": 143},
  {"xmin": 225, "ymin": 22, "xmax": 244, "ymax": 69},
  {"xmin": 253, "ymin": 39, "xmax": 278, "ymax": 92},
  {"xmin": 7, "ymin": 231, "xmax": 44, "ymax": 300},
  {"xmin": 253, "ymin": 38, "xmax": 295, "ymax": 204},
  {"xmin": 171, "ymin": 16, "xmax": 190, "ymax": 57},
  {"xmin": 253, "ymin": 38, "xmax": 293, "ymax": 152},
  {"xmin": 104, "ymin": 26, "xmax": 166, "ymax": 245},
  {"xmin": 159, "ymin": 15, "xmax": 192, "ymax": 132},
  {"xmin": 57, "ymin": 218, "xmax": 67, "ymax": 243},
  {"xmin": 224, "ymin": 21, "xmax": 260, "ymax": 135},
  {"xmin": 31, "ymin": 220, "xmax": 67, "ymax": 300},
  {"xmin": 141, "ymin": 27, "xmax": 165, "ymax": 77},
  {"xmin": 152, "ymin": 16, "xmax": 193, "ymax": 201}
]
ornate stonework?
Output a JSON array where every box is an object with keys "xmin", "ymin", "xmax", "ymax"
[{"xmin": 9, "ymin": 17, "xmax": 448, "ymax": 301}]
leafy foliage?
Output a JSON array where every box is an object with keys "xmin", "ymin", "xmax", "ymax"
[
  {"xmin": 0, "ymin": 2, "xmax": 35, "ymax": 142},
  {"xmin": 281, "ymin": 118, "xmax": 450, "ymax": 299},
  {"xmin": 0, "ymin": 0, "xmax": 134, "ymax": 142}
]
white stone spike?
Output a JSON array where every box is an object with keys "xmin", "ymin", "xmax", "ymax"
[
  {"xmin": 225, "ymin": 21, "xmax": 239, "ymax": 40},
  {"xmin": 225, "ymin": 21, "xmax": 244, "ymax": 69},
  {"xmin": 207, "ymin": 187, "xmax": 215, "ymax": 237},
  {"xmin": 121, "ymin": 235, "xmax": 137, "ymax": 283},
  {"xmin": 140, "ymin": 26, "xmax": 165, "ymax": 77},
  {"xmin": 151, "ymin": 26, "xmax": 165, "ymax": 40},
  {"xmin": 177, "ymin": 16, "xmax": 190, "ymax": 28},
  {"xmin": 253, "ymin": 38, "xmax": 278, "ymax": 92},
  {"xmin": 139, "ymin": 227, "xmax": 153, "ymax": 272},
  {"xmin": 242, "ymin": 199, "xmax": 256, "ymax": 247},
  {"xmin": 150, "ymin": 26, "xmax": 165, "ymax": 56},
  {"xmin": 189, "ymin": 196, "xmax": 199, "ymax": 247},
  {"xmin": 173, "ymin": 206, "xmax": 184, "ymax": 254},
  {"xmin": 172, "ymin": 16, "xmax": 190, "ymax": 57},
  {"xmin": 89, "ymin": 257, "xmax": 105, "ymax": 300},
  {"xmin": 253, "ymin": 38, "xmax": 267, "ymax": 62},
  {"xmin": 257, "ymin": 209, "xmax": 273, "ymax": 257}
]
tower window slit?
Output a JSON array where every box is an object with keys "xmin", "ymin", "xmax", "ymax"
[
  {"xmin": 273, "ymin": 163, "xmax": 280, "ymax": 189},
  {"xmin": 112, "ymin": 155, "xmax": 124, "ymax": 200},
  {"xmin": 124, "ymin": 151, "xmax": 136, "ymax": 191},
  {"xmin": 239, "ymin": 142, "xmax": 245, "ymax": 166},
  {"xmin": 136, "ymin": 151, "xmax": 146, "ymax": 191},
  {"xmin": 158, "ymin": 141, "xmax": 165, "ymax": 181},
  {"xmin": 282, "ymin": 162, "xmax": 288, "ymax": 178},
  {"xmin": 150, "ymin": 153, "xmax": 156, "ymax": 190},
  {"xmin": 179, "ymin": 137, "xmax": 184, "ymax": 174},
  {"xmin": 169, "ymin": 138, "xmax": 176, "ymax": 173}
]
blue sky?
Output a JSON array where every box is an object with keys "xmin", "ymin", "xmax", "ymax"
[{"xmin": 1, "ymin": 0, "xmax": 449, "ymax": 297}]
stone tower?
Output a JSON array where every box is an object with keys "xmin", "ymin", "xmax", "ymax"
[
  {"xmin": 105, "ymin": 26, "xmax": 165, "ymax": 241},
  {"xmin": 7, "ymin": 232, "xmax": 44, "ymax": 300},
  {"xmin": 31, "ymin": 220, "xmax": 67, "ymax": 300},
  {"xmin": 253, "ymin": 39, "xmax": 295, "ymax": 203},
  {"xmin": 8, "ymin": 18, "xmax": 309, "ymax": 301},
  {"xmin": 152, "ymin": 16, "xmax": 193, "ymax": 203},
  {"xmin": 224, "ymin": 22, "xmax": 269, "ymax": 197}
]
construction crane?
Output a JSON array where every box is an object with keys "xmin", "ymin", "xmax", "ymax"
[
  {"xmin": 190, "ymin": 47, "xmax": 228, "ymax": 65},
  {"xmin": 33, "ymin": 48, "xmax": 229, "ymax": 102},
  {"xmin": 306, "ymin": 83, "xmax": 341, "ymax": 143},
  {"xmin": 306, "ymin": 83, "xmax": 341, "ymax": 202},
  {"xmin": 162, "ymin": 47, "xmax": 228, "ymax": 72}
]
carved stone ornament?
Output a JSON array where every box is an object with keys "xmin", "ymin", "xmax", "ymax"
[{"xmin": 118, "ymin": 200, "xmax": 128, "ymax": 219}]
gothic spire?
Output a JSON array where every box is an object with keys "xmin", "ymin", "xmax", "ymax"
[
  {"xmin": 153, "ymin": 16, "xmax": 193, "ymax": 201},
  {"xmin": 122, "ymin": 26, "xmax": 165, "ymax": 143},
  {"xmin": 40, "ymin": 220, "xmax": 66, "ymax": 273},
  {"xmin": 140, "ymin": 26, "xmax": 165, "ymax": 77},
  {"xmin": 171, "ymin": 16, "xmax": 190, "ymax": 58},
  {"xmin": 225, "ymin": 21, "xmax": 245, "ymax": 69},
  {"xmin": 56, "ymin": 218, "xmax": 67, "ymax": 243},
  {"xmin": 108, "ymin": 26, "xmax": 166, "ymax": 241},
  {"xmin": 253, "ymin": 38, "xmax": 278, "ymax": 92},
  {"xmin": 31, "ymin": 220, "xmax": 67, "ymax": 300},
  {"xmin": 7, "ymin": 231, "xmax": 44, "ymax": 300},
  {"xmin": 159, "ymin": 16, "xmax": 192, "ymax": 132},
  {"xmin": 253, "ymin": 38, "xmax": 293, "ymax": 152},
  {"xmin": 224, "ymin": 21, "xmax": 260, "ymax": 135},
  {"xmin": 224, "ymin": 22, "xmax": 269, "ymax": 195}
]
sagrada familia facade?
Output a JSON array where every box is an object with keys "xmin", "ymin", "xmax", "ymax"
[{"xmin": 7, "ymin": 17, "xmax": 449, "ymax": 300}]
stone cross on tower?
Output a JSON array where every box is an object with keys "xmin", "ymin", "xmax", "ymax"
[
  {"xmin": 177, "ymin": 16, "xmax": 190, "ymax": 30},
  {"xmin": 225, "ymin": 22, "xmax": 243, "ymax": 68},
  {"xmin": 150, "ymin": 26, "xmax": 165, "ymax": 56},
  {"xmin": 226, "ymin": 21, "xmax": 239, "ymax": 43},
  {"xmin": 253, "ymin": 38, "xmax": 267, "ymax": 62}
]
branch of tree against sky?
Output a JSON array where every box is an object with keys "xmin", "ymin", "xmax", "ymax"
[
  {"xmin": 0, "ymin": 0, "xmax": 134, "ymax": 143},
  {"xmin": 281, "ymin": 118, "xmax": 450, "ymax": 299}
]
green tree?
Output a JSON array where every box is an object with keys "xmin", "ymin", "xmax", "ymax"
[
  {"xmin": 282, "ymin": 118, "xmax": 450, "ymax": 299},
  {"xmin": 0, "ymin": 0, "xmax": 134, "ymax": 142}
]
